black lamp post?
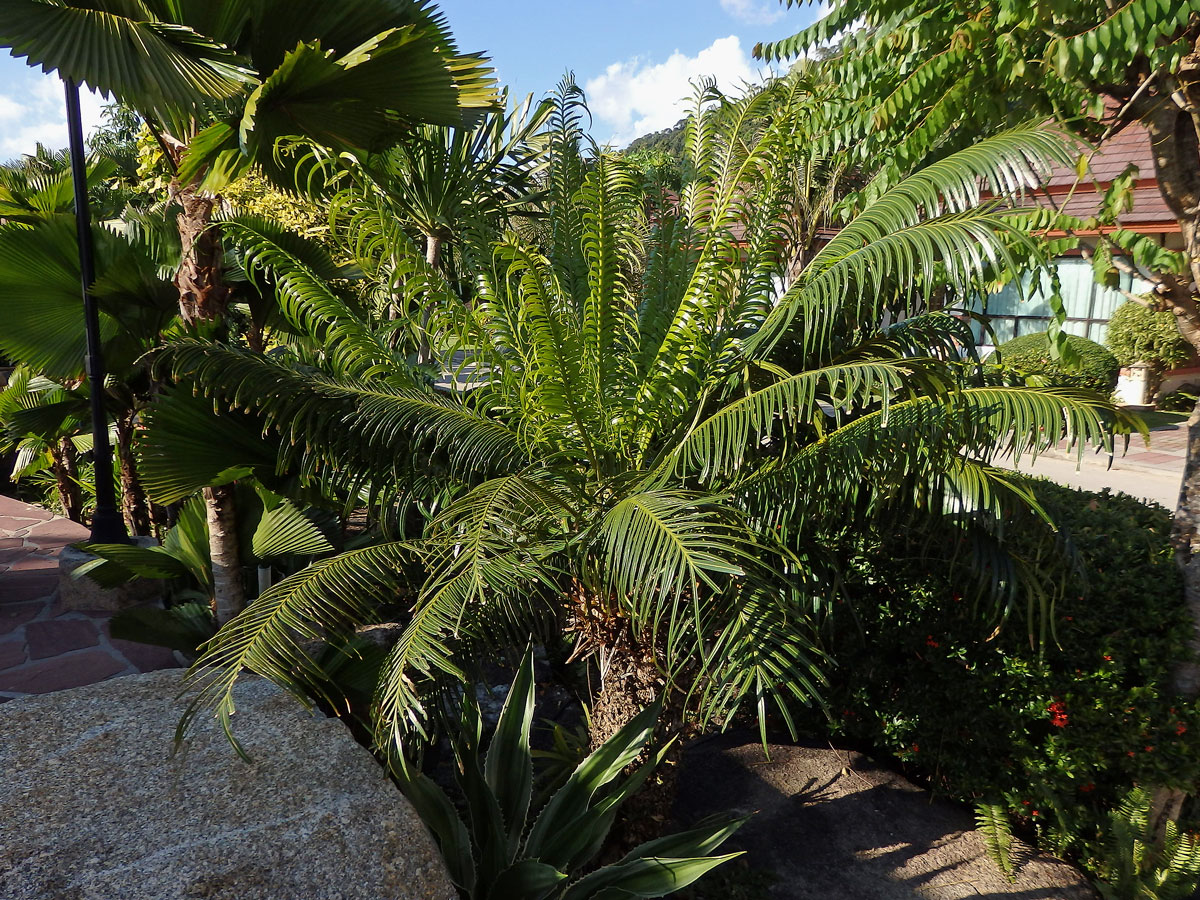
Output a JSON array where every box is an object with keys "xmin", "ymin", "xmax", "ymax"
[{"xmin": 64, "ymin": 77, "xmax": 129, "ymax": 544}]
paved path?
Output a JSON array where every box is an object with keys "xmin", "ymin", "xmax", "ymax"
[
  {"xmin": 0, "ymin": 495, "xmax": 177, "ymax": 703},
  {"xmin": 1004, "ymin": 422, "xmax": 1189, "ymax": 509}
]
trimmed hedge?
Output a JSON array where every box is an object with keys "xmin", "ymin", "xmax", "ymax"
[{"xmin": 997, "ymin": 332, "xmax": 1120, "ymax": 394}]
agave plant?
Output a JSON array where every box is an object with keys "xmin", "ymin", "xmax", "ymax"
[
  {"xmin": 156, "ymin": 77, "xmax": 1136, "ymax": 754},
  {"xmin": 389, "ymin": 649, "xmax": 744, "ymax": 899}
]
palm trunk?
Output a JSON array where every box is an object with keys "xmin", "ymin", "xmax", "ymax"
[
  {"xmin": 173, "ymin": 183, "xmax": 230, "ymax": 326},
  {"xmin": 205, "ymin": 483, "xmax": 246, "ymax": 624},
  {"xmin": 49, "ymin": 437, "xmax": 84, "ymax": 523},
  {"xmin": 114, "ymin": 413, "xmax": 151, "ymax": 537},
  {"xmin": 171, "ymin": 174, "xmax": 244, "ymax": 621},
  {"xmin": 417, "ymin": 234, "xmax": 442, "ymax": 366}
]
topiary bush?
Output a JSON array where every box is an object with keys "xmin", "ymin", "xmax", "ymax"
[
  {"xmin": 802, "ymin": 481, "xmax": 1200, "ymax": 879},
  {"xmin": 997, "ymin": 332, "xmax": 1120, "ymax": 394},
  {"xmin": 1105, "ymin": 301, "xmax": 1192, "ymax": 372}
]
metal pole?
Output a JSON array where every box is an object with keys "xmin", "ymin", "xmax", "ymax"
[{"xmin": 64, "ymin": 77, "xmax": 129, "ymax": 544}]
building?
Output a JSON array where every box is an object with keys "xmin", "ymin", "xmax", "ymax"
[{"xmin": 980, "ymin": 121, "xmax": 1182, "ymax": 348}]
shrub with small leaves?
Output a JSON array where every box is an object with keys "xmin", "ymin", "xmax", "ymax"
[
  {"xmin": 800, "ymin": 481, "xmax": 1200, "ymax": 879},
  {"xmin": 1105, "ymin": 301, "xmax": 1192, "ymax": 373}
]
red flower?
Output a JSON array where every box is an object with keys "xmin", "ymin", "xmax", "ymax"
[
  {"xmin": 1080, "ymin": 783, "xmax": 1095, "ymax": 793},
  {"xmin": 911, "ymin": 744, "xmax": 919, "ymax": 754},
  {"xmin": 1104, "ymin": 655, "xmax": 1113, "ymax": 662},
  {"xmin": 1031, "ymin": 810, "xmax": 1040, "ymax": 817},
  {"xmin": 1021, "ymin": 800, "xmax": 1030, "ymax": 806},
  {"xmin": 1177, "ymin": 723, "xmax": 1188, "ymax": 736},
  {"xmin": 1047, "ymin": 700, "xmax": 1069, "ymax": 728},
  {"xmin": 925, "ymin": 635, "xmax": 940, "ymax": 648},
  {"xmin": 1145, "ymin": 745, "xmax": 1155, "ymax": 753}
]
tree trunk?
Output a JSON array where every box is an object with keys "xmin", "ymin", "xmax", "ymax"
[
  {"xmin": 114, "ymin": 414, "xmax": 151, "ymax": 537},
  {"xmin": 417, "ymin": 234, "xmax": 442, "ymax": 366},
  {"xmin": 173, "ymin": 183, "xmax": 230, "ymax": 327},
  {"xmin": 171, "ymin": 174, "xmax": 243, "ymax": 621},
  {"xmin": 205, "ymin": 483, "xmax": 246, "ymax": 624},
  {"xmin": 49, "ymin": 438, "xmax": 84, "ymax": 524}
]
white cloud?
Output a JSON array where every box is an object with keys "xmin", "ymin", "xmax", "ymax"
[
  {"xmin": 585, "ymin": 36, "xmax": 769, "ymax": 148},
  {"xmin": 0, "ymin": 66, "xmax": 108, "ymax": 163},
  {"xmin": 720, "ymin": 0, "xmax": 786, "ymax": 25}
]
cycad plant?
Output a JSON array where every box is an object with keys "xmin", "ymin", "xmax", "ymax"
[{"xmin": 161, "ymin": 79, "xmax": 1135, "ymax": 753}]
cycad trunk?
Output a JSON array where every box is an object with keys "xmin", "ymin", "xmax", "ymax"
[
  {"xmin": 589, "ymin": 638, "xmax": 666, "ymax": 751},
  {"xmin": 1134, "ymin": 49, "xmax": 1200, "ymax": 835},
  {"xmin": 49, "ymin": 437, "xmax": 83, "ymax": 523},
  {"xmin": 205, "ymin": 483, "xmax": 245, "ymax": 625}
]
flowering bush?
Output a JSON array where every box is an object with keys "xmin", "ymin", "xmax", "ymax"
[{"xmin": 806, "ymin": 481, "xmax": 1200, "ymax": 873}]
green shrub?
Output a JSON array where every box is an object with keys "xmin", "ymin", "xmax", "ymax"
[
  {"xmin": 1160, "ymin": 389, "xmax": 1198, "ymax": 413},
  {"xmin": 997, "ymin": 332, "xmax": 1120, "ymax": 394},
  {"xmin": 804, "ymin": 481, "xmax": 1200, "ymax": 877},
  {"xmin": 1105, "ymin": 302, "xmax": 1191, "ymax": 372}
]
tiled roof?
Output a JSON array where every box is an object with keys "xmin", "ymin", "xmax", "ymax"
[
  {"xmin": 1045, "ymin": 122, "xmax": 1157, "ymax": 187},
  {"xmin": 1031, "ymin": 121, "xmax": 1177, "ymax": 229}
]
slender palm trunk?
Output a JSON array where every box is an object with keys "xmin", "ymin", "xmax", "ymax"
[
  {"xmin": 417, "ymin": 234, "xmax": 442, "ymax": 365},
  {"xmin": 172, "ymin": 174, "xmax": 244, "ymax": 620},
  {"xmin": 205, "ymin": 483, "xmax": 245, "ymax": 625},
  {"xmin": 49, "ymin": 437, "xmax": 84, "ymax": 523},
  {"xmin": 114, "ymin": 413, "xmax": 151, "ymax": 536}
]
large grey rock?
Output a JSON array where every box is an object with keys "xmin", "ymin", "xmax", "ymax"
[
  {"xmin": 673, "ymin": 732, "xmax": 1098, "ymax": 899},
  {"xmin": 0, "ymin": 670, "xmax": 455, "ymax": 900},
  {"xmin": 58, "ymin": 538, "xmax": 164, "ymax": 611}
]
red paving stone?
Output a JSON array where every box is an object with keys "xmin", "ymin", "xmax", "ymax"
[
  {"xmin": 7, "ymin": 554, "xmax": 59, "ymax": 573},
  {"xmin": 0, "ymin": 639, "xmax": 26, "ymax": 670},
  {"xmin": 25, "ymin": 619, "xmax": 101, "ymax": 659},
  {"xmin": 0, "ymin": 495, "xmax": 180, "ymax": 700},
  {"xmin": 0, "ymin": 602, "xmax": 42, "ymax": 635},
  {"xmin": 0, "ymin": 650, "xmax": 128, "ymax": 694}
]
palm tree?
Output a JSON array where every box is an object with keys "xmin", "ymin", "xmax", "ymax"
[
  {"xmin": 0, "ymin": 0, "xmax": 498, "ymax": 620},
  {"xmin": 0, "ymin": 151, "xmax": 179, "ymax": 534},
  {"xmin": 332, "ymin": 92, "xmax": 551, "ymax": 361},
  {"xmin": 157, "ymin": 80, "xmax": 1135, "ymax": 752}
]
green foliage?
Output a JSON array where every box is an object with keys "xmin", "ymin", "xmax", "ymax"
[
  {"xmin": 110, "ymin": 601, "xmax": 216, "ymax": 655},
  {"xmin": 164, "ymin": 79, "xmax": 1139, "ymax": 752},
  {"xmin": 389, "ymin": 650, "xmax": 744, "ymax": 899},
  {"xmin": 0, "ymin": 0, "xmax": 499, "ymax": 195},
  {"xmin": 998, "ymin": 332, "xmax": 1120, "ymax": 394},
  {"xmin": 1159, "ymin": 390, "xmax": 1198, "ymax": 414},
  {"xmin": 810, "ymin": 481, "xmax": 1200, "ymax": 875},
  {"xmin": 1096, "ymin": 788, "xmax": 1200, "ymax": 900},
  {"xmin": 976, "ymin": 802, "xmax": 1018, "ymax": 881},
  {"xmin": 1105, "ymin": 302, "xmax": 1192, "ymax": 371}
]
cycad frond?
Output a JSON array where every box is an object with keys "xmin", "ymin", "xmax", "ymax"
[{"xmin": 182, "ymin": 540, "xmax": 414, "ymax": 754}]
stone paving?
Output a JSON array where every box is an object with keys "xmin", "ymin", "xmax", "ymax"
[{"xmin": 0, "ymin": 494, "xmax": 177, "ymax": 703}]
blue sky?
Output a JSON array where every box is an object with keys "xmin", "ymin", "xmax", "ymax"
[{"xmin": 0, "ymin": 0, "xmax": 822, "ymax": 161}]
